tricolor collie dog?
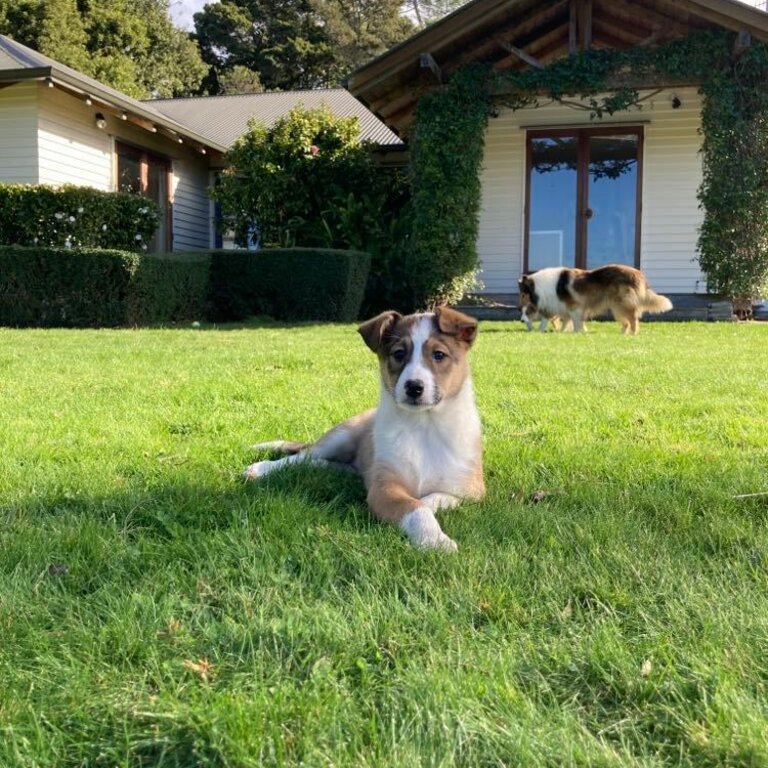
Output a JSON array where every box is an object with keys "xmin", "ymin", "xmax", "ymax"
[
  {"xmin": 518, "ymin": 264, "xmax": 673, "ymax": 335},
  {"xmin": 243, "ymin": 307, "xmax": 484, "ymax": 552}
]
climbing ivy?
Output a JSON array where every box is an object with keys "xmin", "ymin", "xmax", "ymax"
[{"xmin": 409, "ymin": 30, "xmax": 768, "ymax": 310}]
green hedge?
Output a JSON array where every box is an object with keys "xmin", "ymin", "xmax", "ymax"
[
  {"xmin": 0, "ymin": 184, "xmax": 159, "ymax": 251},
  {"xmin": 0, "ymin": 246, "xmax": 370, "ymax": 327},
  {"xmin": 127, "ymin": 252, "xmax": 210, "ymax": 325},
  {"xmin": 0, "ymin": 246, "xmax": 139, "ymax": 327}
]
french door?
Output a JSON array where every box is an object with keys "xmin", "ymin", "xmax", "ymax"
[{"xmin": 524, "ymin": 127, "xmax": 643, "ymax": 272}]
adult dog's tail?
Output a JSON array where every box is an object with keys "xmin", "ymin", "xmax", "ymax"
[{"xmin": 641, "ymin": 288, "xmax": 673, "ymax": 314}]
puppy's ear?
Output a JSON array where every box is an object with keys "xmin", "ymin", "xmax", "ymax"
[
  {"xmin": 435, "ymin": 306, "xmax": 478, "ymax": 345},
  {"xmin": 358, "ymin": 311, "xmax": 401, "ymax": 353}
]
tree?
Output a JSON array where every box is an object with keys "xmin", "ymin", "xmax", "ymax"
[
  {"xmin": 193, "ymin": 0, "xmax": 413, "ymax": 93},
  {"xmin": 317, "ymin": 0, "xmax": 414, "ymax": 73},
  {"xmin": 0, "ymin": 0, "xmax": 207, "ymax": 98}
]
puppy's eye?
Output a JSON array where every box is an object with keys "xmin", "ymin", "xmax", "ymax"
[
  {"xmin": 432, "ymin": 350, "xmax": 447, "ymax": 362},
  {"xmin": 392, "ymin": 348, "xmax": 406, "ymax": 363}
]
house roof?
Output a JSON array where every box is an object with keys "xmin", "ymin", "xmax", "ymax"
[
  {"xmin": 347, "ymin": 0, "xmax": 768, "ymax": 137},
  {"xmin": 0, "ymin": 34, "xmax": 227, "ymax": 153},
  {"xmin": 147, "ymin": 90, "xmax": 403, "ymax": 148}
]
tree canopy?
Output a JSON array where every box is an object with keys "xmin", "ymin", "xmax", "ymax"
[
  {"xmin": 193, "ymin": 0, "xmax": 413, "ymax": 93},
  {"xmin": 0, "ymin": 0, "xmax": 207, "ymax": 98}
]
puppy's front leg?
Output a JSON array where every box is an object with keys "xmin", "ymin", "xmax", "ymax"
[
  {"xmin": 367, "ymin": 475, "xmax": 457, "ymax": 552},
  {"xmin": 419, "ymin": 492, "xmax": 462, "ymax": 512}
]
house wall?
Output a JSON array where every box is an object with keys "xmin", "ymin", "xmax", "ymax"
[
  {"xmin": 477, "ymin": 86, "xmax": 706, "ymax": 295},
  {"xmin": 0, "ymin": 82, "xmax": 39, "ymax": 183},
  {"xmin": 34, "ymin": 88, "xmax": 213, "ymax": 250},
  {"xmin": 171, "ymin": 157, "xmax": 213, "ymax": 250},
  {"xmin": 37, "ymin": 84, "xmax": 113, "ymax": 190}
]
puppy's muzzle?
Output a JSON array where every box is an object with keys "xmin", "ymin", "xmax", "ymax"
[{"xmin": 404, "ymin": 379, "xmax": 424, "ymax": 401}]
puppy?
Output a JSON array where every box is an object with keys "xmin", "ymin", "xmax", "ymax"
[
  {"xmin": 521, "ymin": 304, "xmax": 574, "ymax": 332},
  {"xmin": 243, "ymin": 307, "xmax": 485, "ymax": 551},
  {"xmin": 518, "ymin": 264, "xmax": 672, "ymax": 334}
]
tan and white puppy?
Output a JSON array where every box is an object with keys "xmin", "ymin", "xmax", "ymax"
[{"xmin": 243, "ymin": 307, "xmax": 485, "ymax": 551}]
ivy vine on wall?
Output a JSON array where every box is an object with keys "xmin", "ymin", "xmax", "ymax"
[{"xmin": 409, "ymin": 30, "xmax": 768, "ymax": 309}]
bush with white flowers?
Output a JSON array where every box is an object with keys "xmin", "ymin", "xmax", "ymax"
[{"xmin": 0, "ymin": 184, "xmax": 159, "ymax": 251}]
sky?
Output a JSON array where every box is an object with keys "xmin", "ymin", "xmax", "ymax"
[{"xmin": 169, "ymin": 0, "xmax": 214, "ymax": 30}]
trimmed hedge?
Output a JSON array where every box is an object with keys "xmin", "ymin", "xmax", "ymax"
[
  {"xmin": 0, "ymin": 184, "xmax": 159, "ymax": 251},
  {"xmin": 0, "ymin": 246, "xmax": 139, "ymax": 327},
  {"xmin": 0, "ymin": 246, "xmax": 370, "ymax": 327},
  {"xmin": 127, "ymin": 252, "xmax": 210, "ymax": 325},
  {"xmin": 213, "ymin": 248, "xmax": 371, "ymax": 323}
]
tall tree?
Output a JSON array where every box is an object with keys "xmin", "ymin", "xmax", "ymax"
[
  {"xmin": 317, "ymin": 0, "xmax": 414, "ymax": 73},
  {"xmin": 0, "ymin": 0, "xmax": 207, "ymax": 98},
  {"xmin": 193, "ymin": 0, "xmax": 413, "ymax": 93}
]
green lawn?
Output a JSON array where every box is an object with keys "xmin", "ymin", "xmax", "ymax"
[{"xmin": 1, "ymin": 320, "xmax": 767, "ymax": 767}]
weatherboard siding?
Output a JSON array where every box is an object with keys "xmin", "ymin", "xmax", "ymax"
[
  {"xmin": 37, "ymin": 84, "xmax": 112, "ymax": 190},
  {"xmin": 0, "ymin": 82, "xmax": 39, "ymax": 184},
  {"xmin": 477, "ymin": 86, "xmax": 706, "ymax": 295},
  {"xmin": 171, "ymin": 156, "xmax": 212, "ymax": 251}
]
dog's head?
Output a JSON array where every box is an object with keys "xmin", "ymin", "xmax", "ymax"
[
  {"xmin": 358, "ymin": 307, "xmax": 477, "ymax": 410},
  {"xmin": 518, "ymin": 275, "xmax": 540, "ymax": 328}
]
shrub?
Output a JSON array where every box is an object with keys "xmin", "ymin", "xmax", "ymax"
[
  {"xmin": 0, "ymin": 246, "xmax": 370, "ymax": 328},
  {"xmin": 0, "ymin": 184, "xmax": 159, "ymax": 251},
  {"xmin": 212, "ymin": 106, "xmax": 409, "ymax": 313},
  {"xmin": 127, "ymin": 252, "xmax": 211, "ymax": 325},
  {"xmin": 253, "ymin": 248, "xmax": 371, "ymax": 322},
  {"xmin": 0, "ymin": 246, "xmax": 139, "ymax": 327},
  {"xmin": 208, "ymin": 248, "xmax": 371, "ymax": 322}
]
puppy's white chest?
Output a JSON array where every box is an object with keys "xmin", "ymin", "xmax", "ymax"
[{"xmin": 374, "ymin": 411, "xmax": 478, "ymax": 497}]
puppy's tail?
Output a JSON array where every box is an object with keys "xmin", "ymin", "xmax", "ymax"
[
  {"xmin": 640, "ymin": 289, "xmax": 673, "ymax": 314},
  {"xmin": 250, "ymin": 440, "xmax": 308, "ymax": 455}
]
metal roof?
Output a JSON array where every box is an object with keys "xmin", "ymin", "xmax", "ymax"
[
  {"xmin": 0, "ymin": 34, "xmax": 227, "ymax": 152},
  {"xmin": 147, "ymin": 90, "xmax": 403, "ymax": 148}
]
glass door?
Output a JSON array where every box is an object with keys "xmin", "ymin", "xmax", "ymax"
[
  {"xmin": 525, "ymin": 127, "xmax": 642, "ymax": 272},
  {"xmin": 585, "ymin": 132, "xmax": 640, "ymax": 268},
  {"xmin": 526, "ymin": 134, "xmax": 578, "ymax": 271}
]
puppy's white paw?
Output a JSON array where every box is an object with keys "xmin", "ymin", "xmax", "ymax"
[
  {"xmin": 400, "ymin": 507, "xmax": 458, "ymax": 553},
  {"xmin": 242, "ymin": 460, "xmax": 271, "ymax": 481}
]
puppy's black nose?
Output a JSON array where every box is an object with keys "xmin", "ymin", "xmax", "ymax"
[{"xmin": 404, "ymin": 379, "xmax": 424, "ymax": 399}]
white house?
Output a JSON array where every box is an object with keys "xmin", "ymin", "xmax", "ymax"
[
  {"xmin": 347, "ymin": 0, "xmax": 768, "ymax": 308},
  {"xmin": 0, "ymin": 34, "xmax": 400, "ymax": 253}
]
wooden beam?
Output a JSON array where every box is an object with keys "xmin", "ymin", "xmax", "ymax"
[
  {"xmin": 578, "ymin": 0, "xmax": 593, "ymax": 51},
  {"xmin": 497, "ymin": 39, "xmax": 544, "ymax": 69},
  {"xmin": 569, "ymin": 0, "xmax": 577, "ymax": 55},
  {"xmin": 419, "ymin": 52, "xmax": 442, "ymax": 84}
]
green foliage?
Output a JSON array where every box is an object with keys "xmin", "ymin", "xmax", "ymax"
[
  {"xmin": 209, "ymin": 248, "xmax": 371, "ymax": 322},
  {"xmin": 193, "ymin": 0, "xmax": 413, "ymax": 93},
  {"xmin": 127, "ymin": 252, "xmax": 211, "ymax": 325},
  {"xmin": 410, "ymin": 31, "xmax": 768, "ymax": 305},
  {"xmin": 0, "ymin": 184, "xmax": 159, "ymax": 251},
  {"xmin": 697, "ymin": 44, "xmax": 768, "ymax": 305},
  {"xmin": 408, "ymin": 65, "xmax": 493, "ymax": 308},
  {"xmin": 0, "ymin": 0, "xmax": 207, "ymax": 98},
  {"xmin": 0, "ymin": 246, "xmax": 139, "ymax": 327},
  {"xmin": 214, "ymin": 106, "xmax": 408, "ymax": 313},
  {"xmin": 214, "ymin": 106, "xmax": 371, "ymax": 248},
  {"xmin": 0, "ymin": 246, "xmax": 369, "ymax": 327}
]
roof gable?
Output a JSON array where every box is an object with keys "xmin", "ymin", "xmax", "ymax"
[{"xmin": 348, "ymin": 0, "xmax": 768, "ymax": 135}]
